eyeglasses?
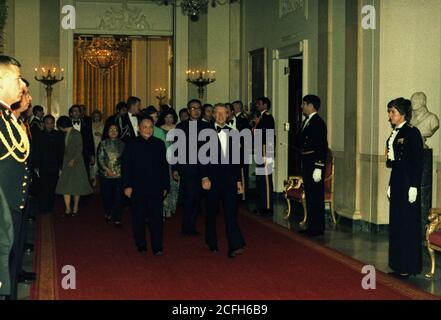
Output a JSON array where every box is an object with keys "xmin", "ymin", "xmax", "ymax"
[{"xmin": 190, "ymin": 107, "xmax": 201, "ymax": 111}]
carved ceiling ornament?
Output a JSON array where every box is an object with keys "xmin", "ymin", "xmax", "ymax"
[
  {"xmin": 279, "ymin": 0, "xmax": 305, "ymax": 18},
  {"xmin": 98, "ymin": 2, "xmax": 150, "ymax": 31}
]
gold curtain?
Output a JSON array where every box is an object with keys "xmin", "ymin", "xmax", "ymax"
[{"xmin": 73, "ymin": 38, "xmax": 132, "ymax": 119}]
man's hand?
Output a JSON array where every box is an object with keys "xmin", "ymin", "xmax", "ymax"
[
  {"xmin": 106, "ymin": 168, "xmax": 115, "ymax": 177},
  {"xmin": 202, "ymin": 177, "xmax": 211, "ymax": 191},
  {"xmin": 408, "ymin": 187, "xmax": 417, "ymax": 204},
  {"xmin": 313, "ymin": 168, "xmax": 322, "ymax": 183},
  {"xmin": 172, "ymin": 171, "xmax": 180, "ymax": 181},
  {"xmin": 237, "ymin": 182, "xmax": 243, "ymax": 195},
  {"xmin": 90, "ymin": 156, "xmax": 95, "ymax": 166},
  {"xmin": 67, "ymin": 159, "xmax": 75, "ymax": 168},
  {"xmin": 34, "ymin": 168, "xmax": 40, "ymax": 178},
  {"xmin": 124, "ymin": 187, "xmax": 133, "ymax": 198},
  {"xmin": 163, "ymin": 190, "xmax": 168, "ymax": 198}
]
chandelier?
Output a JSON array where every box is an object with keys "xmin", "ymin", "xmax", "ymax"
[
  {"xmin": 161, "ymin": 0, "xmax": 239, "ymax": 20},
  {"xmin": 77, "ymin": 36, "xmax": 130, "ymax": 72}
]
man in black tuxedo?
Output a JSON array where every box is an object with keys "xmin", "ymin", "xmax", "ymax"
[
  {"xmin": 253, "ymin": 97, "xmax": 275, "ymax": 216},
  {"xmin": 122, "ymin": 117, "xmax": 169, "ymax": 255},
  {"xmin": 29, "ymin": 105, "xmax": 44, "ymax": 137},
  {"xmin": 33, "ymin": 115, "xmax": 64, "ymax": 214},
  {"xmin": 171, "ymin": 99, "xmax": 209, "ymax": 235},
  {"xmin": 105, "ymin": 101, "xmax": 128, "ymax": 134},
  {"xmin": 201, "ymin": 103, "xmax": 246, "ymax": 258},
  {"xmin": 298, "ymin": 95, "xmax": 328, "ymax": 237},
  {"xmin": 69, "ymin": 104, "xmax": 95, "ymax": 179},
  {"xmin": 119, "ymin": 96, "xmax": 141, "ymax": 143},
  {"xmin": 231, "ymin": 101, "xmax": 251, "ymax": 201}
]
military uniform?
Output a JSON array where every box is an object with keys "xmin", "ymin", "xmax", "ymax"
[
  {"xmin": 386, "ymin": 122, "xmax": 423, "ymax": 275},
  {"xmin": 254, "ymin": 110, "xmax": 275, "ymax": 214},
  {"xmin": 0, "ymin": 101, "xmax": 30, "ymax": 298},
  {"xmin": 298, "ymin": 112, "xmax": 328, "ymax": 235}
]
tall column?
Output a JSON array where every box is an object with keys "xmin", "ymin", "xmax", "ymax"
[
  {"xmin": 174, "ymin": 5, "xmax": 189, "ymax": 110},
  {"xmin": 207, "ymin": 3, "xmax": 230, "ymax": 103},
  {"xmin": 14, "ymin": 0, "xmax": 41, "ymax": 106}
]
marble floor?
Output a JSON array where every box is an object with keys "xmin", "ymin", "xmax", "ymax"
[{"xmin": 19, "ymin": 195, "xmax": 441, "ymax": 299}]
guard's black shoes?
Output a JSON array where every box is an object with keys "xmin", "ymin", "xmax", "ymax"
[{"xmin": 137, "ymin": 246, "xmax": 147, "ymax": 253}]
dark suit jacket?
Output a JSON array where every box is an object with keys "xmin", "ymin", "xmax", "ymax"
[
  {"xmin": 33, "ymin": 129, "xmax": 65, "ymax": 173},
  {"xmin": 122, "ymin": 136, "xmax": 170, "ymax": 197},
  {"xmin": 118, "ymin": 113, "xmax": 139, "ymax": 143},
  {"xmin": 71, "ymin": 118, "xmax": 94, "ymax": 162},
  {"xmin": 171, "ymin": 119, "xmax": 210, "ymax": 177},
  {"xmin": 199, "ymin": 124, "xmax": 242, "ymax": 189},
  {"xmin": 0, "ymin": 103, "xmax": 30, "ymax": 212},
  {"xmin": 386, "ymin": 123, "xmax": 423, "ymax": 188},
  {"xmin": 298, "ymin": 113, "xmax": 328, "ymax": 170},
  {"xmin": 235, "ymin": 113, "xmax": 251, "ymax": 131}
]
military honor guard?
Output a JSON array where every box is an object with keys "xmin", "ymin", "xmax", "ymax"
[
  {"xmin": 253, "ymin": 97, "xmax": 275, "ymax": 216},
  {"xmin": 386, "ymin": 98, "xmax": 424, "ymax": 279},
  {"xmin": 298, "ymin": 95, "xmax": 328, "ymax": 237},
  {"xmin": 0, "ymin": 55, "xmax": 31, "ymax": 299}
]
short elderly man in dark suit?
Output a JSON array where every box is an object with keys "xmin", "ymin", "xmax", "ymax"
[
  {"xmin": 200, "ymin": 103, "xmax": 246, "ymax": 258},
  {"xmin": 298, "ymin": 95, "xmax": 328, "ymax": 237},
  {"xmin": 69, "ymin": 104, "xmax": 95, "ymax": 179},
  {"xmin": 122, "ymin": 117, "xmax": 170, "ymax": 256}
]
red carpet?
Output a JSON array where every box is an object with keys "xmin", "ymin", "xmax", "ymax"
[{"xmin": 31, "ymin": 195, "xmax": 438, "ymax": 300}]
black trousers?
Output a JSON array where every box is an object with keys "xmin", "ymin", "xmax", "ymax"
[
  {"xmin": 38, "ymin": 170, "xmax": 59, "ymax": 213},
  {"xmin": 301, "ymin": 156, "xmax": 325, "ymax": 234},
  {"xmin": 240, "ymin": 165, "xmax": 250, "ymax": 201},
  {"xmin": 205, "ymin": 182, "xmax": 245, "ymax": 251},
  {"xmin": 180, "ymin": 174, "xmax": 201, "ymax": 234},
  {"xmin": 8, "ymin": 208, "xmax": 25, "ymax": 300},
  {"xmin": 131, "ymin": 194, "xmax": 163, "ymax": 253},
  {"xmin": 100, "ymin": 177, "xmax": 123, "ymax": 222},
  {"xmin": 256, "ymin": 170, "xmax": 274, "ymax": 212}
]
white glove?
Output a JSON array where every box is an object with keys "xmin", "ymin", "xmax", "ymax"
[
  {"xmin": 313, "ymin": 169, "xmax": 322, "ymax": 183},
  {"xmin": 387, "ymin": 186, "xmax": 390, "ymax": 199},
  {"xmin": 408, "ymin": 187, "xmax": 417, "ymax": 204}
]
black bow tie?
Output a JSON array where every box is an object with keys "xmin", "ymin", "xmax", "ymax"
[
  {"xmin": 216, "ymin": 125, "xmax": 231, "ymax": 133},
  {"xmin": 73, "ymin": 120, "xmax": 80, "ymax": 125},
  {"xmin": 394, "ymin": 127, "xmax": 401, "ymax": 131}
]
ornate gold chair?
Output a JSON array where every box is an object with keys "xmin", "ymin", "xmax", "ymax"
[
  {"xmin": 283, "ymin": 149, "xmax": 337, "ymax": 229},
  {"xmin": 425, "ymin": 208, "xmax": 441, "ymax": 278},
  {"xmin": 283, "ymin": 176, "xmax": 307, "ymax": 229}
]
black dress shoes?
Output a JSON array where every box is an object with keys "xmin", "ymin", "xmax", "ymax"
[
  {"xmin": 208, "ymin": 245, "xmax": 219, "ymax": 252},
  {"xmin": 388, "ymin": 272, "xmax": 410, "ymax": 279},
  {"xmin": 137, "ymin": 246, "xmax": 147, "ymax": 253},
  {"xmin": 19, "ymin": 271, "xmax": 36, "ymax": 283},
  {"xmin": 153, "ymin": 251, "xmax": 163, "ymax": 256},
  {"xmin": 228, "ymin": 247, "xmax": 245, "ymax": 258}
]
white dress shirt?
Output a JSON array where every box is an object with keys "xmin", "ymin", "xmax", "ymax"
[
  {"xmin": 387, "ymin": 121, "xmax": 406, "ymax": 161},
  {"xmin": 72, "ymin": 119, "xmax": 81, "ymax": 132},
  {"xmin": 128, "ymin": 112, "xmax": 139, "ymax": 137},
  {"xmin": 216, "ymin": 124, "xmax": 228, "ymax": 157},
  {"xmin": 301, "ymin": 112, "xmax": 317, "ymax": 131}
]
